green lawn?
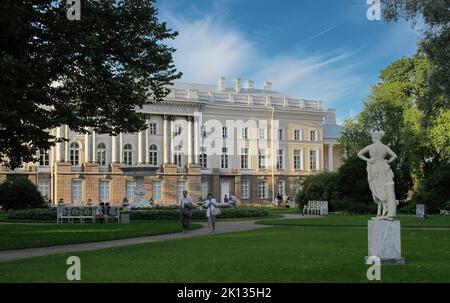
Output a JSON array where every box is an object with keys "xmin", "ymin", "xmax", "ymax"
[
  {"xmin": 1, "ymin": 225, "xmax": 449, "ymax": 282},
  {"xmin": 0, "ymin": 221, "xmax": 201, "ymax": 250},
  {"xmin": 256, "ymin": 214, "xmax": 450, "ymax": 228}
]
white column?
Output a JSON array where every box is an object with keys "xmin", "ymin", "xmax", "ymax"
[
  {"xmin": 84, "ymin": 131, "xmax": 90, "ymax": 163},
  {"xmin": 163, "ymin": 117, "xmax": 168, "ymax": 164},
  {"xmin": 91, "ymin": 130, "xmax": 96, "ymax": 163},
  {"xmin": 145, "ymin": 119, "xmax": 149, "ymax": 164},
  {"xmin": 137, "ymin": 131, "xmax": 142, "ymax": 164},
  {"xmin": 64, "ymin": 125, "xmax": 69, "ymax": 162},
  {"xmin": 111, "ymin": 135, "xmax": 116, "ymax": 163},
  {"xmin": 55, "ymin": 127, "xmax": 61, "ymax": 162},
  {"xmin": 119, "ymin": 133, "xmax": 123, "ymax": 164},
  {"xmin": 187, "ymin": 117, "xmax": 193, "ymax": 164},
  {"xmin": 328, "ymin": 144, "xmax": 334, "ymax": 172},
  {"xmin": 193, "ymin": 116, "xmax": 199, "ymax": 164},
  {"xmin": 170, "ymin": 117, "xmax": 175, "ymax": 164}
]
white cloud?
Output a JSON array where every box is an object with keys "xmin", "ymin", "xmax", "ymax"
[
  {"xmin": 160, "ymin": 7, "xmax": 365, "ymax": 107},
  {"xmin": 162, "ymin": 13, "xmax": 254, "ymax": 84}
]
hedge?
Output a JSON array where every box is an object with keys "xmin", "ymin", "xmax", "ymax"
[
  {"xmin": 129, "ymin": 208, "xmax": 269, "ymax": 220},
  {"xmin": 7, "ymin": 207, "xmax": 269, "ymax": 221},
  {"xmin": 8, "ymin": 208, "xmax": 56, "ymax": 221}
]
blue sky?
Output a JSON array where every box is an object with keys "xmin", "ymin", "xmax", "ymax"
[{"xmin": 156, "ymin": 0, "xmax": 422, "ymax": 123}]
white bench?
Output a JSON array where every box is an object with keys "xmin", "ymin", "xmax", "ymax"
[
  {"xmin": 303, "ymin": 201, "xmax": 328, "ymax": 216},
  {"xmin": 57, "ymin": 206, "xmax": 120, "ymax": 223}
]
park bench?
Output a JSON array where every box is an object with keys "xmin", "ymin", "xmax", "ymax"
[
  {"xmin": 57, "ymin": 206, "xmax": 120, "ymax": 224},
  {"xmin": 303, "ymin": 201, "xmax": 328, "ymax": 216}
]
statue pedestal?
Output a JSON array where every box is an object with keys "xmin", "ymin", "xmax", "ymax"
[{"xmin": 365, "ymin": 219, "xmax": 405, "ymax": 265}]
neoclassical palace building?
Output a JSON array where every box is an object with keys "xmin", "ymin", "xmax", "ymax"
[{"xmin": 0, "ymin": 77, "xmax": 343, "ymax": 205}]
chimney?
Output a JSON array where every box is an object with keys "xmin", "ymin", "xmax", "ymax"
[
  {"xmin": 245, "ymin": 80, "xmax": 254, "ymax": 89},
  {"xmin": 234, "ymin": 77, "xmax": 241, "ymax": 93},
  {"xmin": 326, "ymin": 108, "xmax": 336, "ymax": 124},
  {"xmin": 264, "ymin": 81, "xmax": 272, "ymax": 90},
  {"xmin": 218, "ymin": 76, "xmax": 225, "ymax": 91}
]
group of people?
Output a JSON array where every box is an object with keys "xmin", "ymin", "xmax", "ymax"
[
  {"xmin": 274, "ymin": 193, "xmax": 291, "ymax": 208},
  {"xmin": 180, "ymin": 191, "xmax": 218, "ymax": 233},
  {"xmin": 222, "ymin": 194, "xmax": 237, "ymax": 207}
]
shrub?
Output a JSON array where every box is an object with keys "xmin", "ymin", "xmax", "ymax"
[
  {"xmin": 8, "ymin": 208, "xmax": 56, "ymax": 221},
  {"xmin": 130, "ymin": 207, "xmax": 269, "ymax": 220},
  {"xmin": 413, "ymin": 164, "xmax": 450, "ymax": 213},
  {"xmin": 0, "ymin": 176, "xmax": 46, "ymax": 210}
]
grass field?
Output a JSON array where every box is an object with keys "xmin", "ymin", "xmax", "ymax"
[
  {"xmin": 0, "ymin": 221, "xmax": 201, "ymax": 250},
  {"xmin": 256, "ymin": 214, "xmax": 450, "ymax": 228},
  {"xmin": 0, "ymin": 225, "xmax": 449, "ymax": 282}
]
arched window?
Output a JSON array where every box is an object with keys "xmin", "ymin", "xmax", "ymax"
[
  {"xmin": 149, "ymin": 144, "xmax": 158, "ymax": 166},
  {"xmin": 123, "ymin": 144, "xmax": 133, "ymax": 166},
  {"xmin": 97, "ymin": 143, "xmax": 106, "ymax": 166},
  {"xmin": 69, "ymin": 142, "xmax": 80, "ymax": 166}
]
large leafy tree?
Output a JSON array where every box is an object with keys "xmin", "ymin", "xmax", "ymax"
[
  {"xmin": 0, "ymin": 0, "xmax": 181, "ymax": 169},
  {"xmin": 383, "ymin": 0, "xmax": 450, "ymax": 120}
]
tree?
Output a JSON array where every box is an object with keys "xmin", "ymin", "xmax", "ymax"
[
  {"xmin": 382, "ymin": 0, "xmax": 450, "ymax": 120},
  {"xmin": 0, "ymin": 176, "xmax": 45, "ymax": 210},
  {"xmin": 0, "ymin": 0, "xmax": 182, "ymax": 168}
]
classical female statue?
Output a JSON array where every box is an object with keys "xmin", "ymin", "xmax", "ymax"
[{"xmin": 357, "ymin": 131, "xmax": 398, "ymax": 220}]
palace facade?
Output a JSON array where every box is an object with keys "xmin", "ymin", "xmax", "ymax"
[{"xmin": 0, "ymin": 77, "xmax": 344, "ymax": 205}]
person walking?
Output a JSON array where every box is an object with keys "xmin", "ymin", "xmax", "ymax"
[
  {"xmin": 230, "ymin": 193, "xmax": 237, "ymax": 208},
  {"xmin": 205, "ymin": 193, "xmax": 218, "ymax": 232},
  {"xmin": 180, "ymin": 190, "xmax": 193, "ymax": 232}
]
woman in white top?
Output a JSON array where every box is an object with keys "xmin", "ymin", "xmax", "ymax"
[{"xmin": 204, "ymin": 193, "xmax": 217, "ymax": 232}]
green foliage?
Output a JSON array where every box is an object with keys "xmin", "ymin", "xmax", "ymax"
[
  {"xmin": 8, "ymin": 208, "xmax": 55, "ymax": 221},
  {"xmin": 414, "ymin": 165, "xmax": 450, "ymax": 213},
  {"xmin": 0, "ymin": 176, "xmax": 45, "ymax": 210},
  {"xmin": 130, "ymin": 208, "xmax": 269, "ymax": 220},
  {"xmin": 295, "ymin": 172, "xmax": 337, "ymax": 209},
  {"xmin": 0, "ymin": 0, "xmax": 182, "ymax": 168}
]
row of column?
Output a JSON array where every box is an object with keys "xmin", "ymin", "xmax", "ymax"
[{"xmin": 54, "ymin": 115, "xmax": 199, "ymax": 165}]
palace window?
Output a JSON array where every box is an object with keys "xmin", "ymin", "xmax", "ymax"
[
  {"xmin": 97, "ymin": 142, "xmax": 106, "ymax": 166},
  {"xmin": 126, "ymin": 180, "xmax": 136, "ymax": 202},
  {"xmin": 310, "ymin": 130, "xmax": 318, "ymax": 141},
  {"xmin": 152, "ymin": 180, "xmax": 162, "ymax": 201},
  {"xmin": 199, "ymin": 153, "xmax": 207, "ymax": 169},
  {"xmin": 123, "ymin": 144, "xmax": 133, "ymax": 166},
  {"xmin": 259, "ymin": 128, "xmax": 266, "ymax": 140},
  {"xmin": 39, "ymin": 149, "xmax": 49, "ymax": 166},
  {"xmin": 258, "ymin": 148, "xmax": 267, "ymax": 170},
  {"xmin": 69, "ymin": 142, "xmax": 80, "ymax": 166},
  {"xmin": 149, "ymin": 122, "xmax": 157, "ymax": 135},
  {"xmin": 221, "ymin": 147, "xmax": 228, "ymax": 169},
  {"xmin": 72, "ymin": 180, "xmax": 82, "ymax": 203},
  {"xmin": 38, "ymin": 179, "xmax": 50, "ymax": 200},
  {"xmin": 310, "ymin": 150, "xmax": 318, "ymax": 170},
  {"xmin": 222, "ymin": 126, "xmax": 228, "ymax": 138},
  {"xmin": 258, "ymin": 181, "xmax": 268, "ymax": 199},
  {"xmin": 278, "ymin": 129, "xmax": 284, "ymax": 140},
  {"xmin": 294, "ymin": 129, "xmax": 302, "ymax": 141},
  {"xmin": 240, "ymin": 148, "xmax": 249, "ymax": 169},
  {"xmin": 294, "ymin": 149, "xmax": 303, "ymax": 170},
  {"xmin": 99, "ymin": 180, "xmax": 110, "ymax": 202},
  {"xmin": 241, "ymin": 127, "xmax": 248, "ymax": 139},
  {"xmin": 276, "ymin": 149, "xmax": 284, "ymax": 170},
  {"xmin": 201, "ymin": 181, "xmax": 209, "ymax": 199},
  {"xmin": 149, "ymin": 144, "xmax": 158, "ymax": 166},
  {"xmin": 241, "ymin": 180, "xmax": 250, "ymax": 199},
  {"xmin": 277, "ymin": 180, "xmax": 285, "ymax": 196}
]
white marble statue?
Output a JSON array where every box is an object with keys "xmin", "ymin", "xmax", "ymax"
[
  {"xmin": 357, "ymin": 130, "xmax": 398, "ymax": 220},
  {"xmin": 130, "ymin": 177, "xmax": 153, "ymax": 209}
]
